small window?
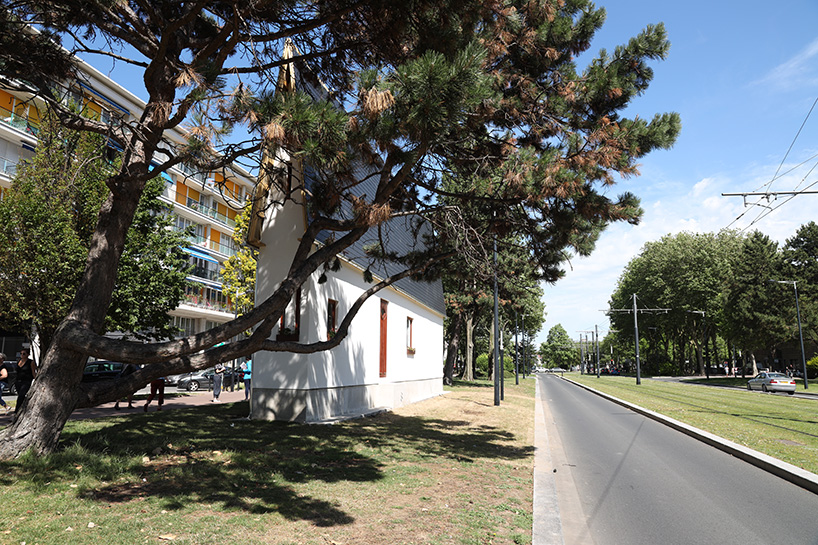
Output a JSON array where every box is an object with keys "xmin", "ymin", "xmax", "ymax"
[
  {"xmin": 406, "ymin": 317, "xmax": 415, "ymax": 355},
  {"xmin": 327, "ymin": 299, "xmax": 338, "ymax": 340},
  {"xmin": 277, "ymin": 288, "xmax": 301, "ymax": 340}
]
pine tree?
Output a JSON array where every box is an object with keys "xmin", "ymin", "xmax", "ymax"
[{"xmin": 0, "ymin": 0, "xmax": 679, "ymax": 457}]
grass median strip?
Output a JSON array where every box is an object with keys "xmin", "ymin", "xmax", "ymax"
[
  {"xmin": 0, "ymin": 378, "xmax": 535, "ymax": 545},
  {"xmin": 567, "ymin": 373, "xmax": 818, "ymax": 475}
]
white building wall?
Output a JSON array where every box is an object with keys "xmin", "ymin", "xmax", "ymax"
[{"xmin": 252, "ymin": 197, "xmax": 444, "ymax": 422}]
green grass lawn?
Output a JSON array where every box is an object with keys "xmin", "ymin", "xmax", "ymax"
[
  {"xmin": 567, "ymin": 373, "xmax": 818, "ymax": 474},
  {"xmin": 0, "ymin": 379, "xmax": 536, "ymax": 545}
]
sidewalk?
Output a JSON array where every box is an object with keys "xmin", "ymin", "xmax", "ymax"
[{"xmin": 0, "ymin": 387, "xmax": 249, "ymax": 424}]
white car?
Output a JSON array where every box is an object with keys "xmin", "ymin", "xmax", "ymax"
[{"xmin": 747, "ymin": 372, "xmax": 796, "ymax": 394}]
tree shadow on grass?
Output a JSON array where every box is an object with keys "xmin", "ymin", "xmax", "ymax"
[{"xmin": 0, "ymin": 400, "xmax": 533, "ymax": 526}]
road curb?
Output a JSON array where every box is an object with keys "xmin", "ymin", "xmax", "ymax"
[{"xmin": 560, "ymin": 376, "xmax": 818, "ymax": 495}]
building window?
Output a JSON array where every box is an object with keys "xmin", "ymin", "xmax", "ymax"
[
  {"xmin": 406, "ymin": 317, "xmax": 415, "ymax": 355},
  {"xmin": 172, "ymin": 316, "xmax": 197, "ymax": 337},
  {"xmin": 327, "ymin": 299, "xmax": 338, "ymax": 340},
  {"xmin": 175, "ymin": 214, "xmax": 206, "ymax": 244},
  {"xmin": 277, "ymin": 288, "xmax": 301, "ymax": 341}
]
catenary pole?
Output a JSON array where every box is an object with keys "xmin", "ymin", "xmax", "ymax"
[{"xmin": 493, "ymin": 234, "xmax": 500, "ymax": 406}]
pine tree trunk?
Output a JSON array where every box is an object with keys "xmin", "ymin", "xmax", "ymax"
[
  {"xmin": 443, "ymin": 312, "xmax": 463, "ymax": 385},
  {"xmin": 463, "ymin": 314, "xmax": 474, "ymax": 381},
  {"xmin": 0, "ymin": 173, "xmax": 147, "ymax": 458},
  {"xmin": 0, "ymin": 341, "xmax": 84, "ymax": 457}
]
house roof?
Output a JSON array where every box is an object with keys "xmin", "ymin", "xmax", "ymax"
[{"xmin": 285, "ymin": 47, "xmax": 445, "ymax": 315}]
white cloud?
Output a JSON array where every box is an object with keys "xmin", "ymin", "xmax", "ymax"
[{"xmin": 754, "ymin": 37, "xmax": 818, "ymax": 91}]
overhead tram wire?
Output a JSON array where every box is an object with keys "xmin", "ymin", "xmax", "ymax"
[
  {"xmin": 745, "ymin": 176, "xmax": 818, "ymax": 230},
  {"xmin": 724, "ymin": 93, "xmax": 818, "ymax": 230}
]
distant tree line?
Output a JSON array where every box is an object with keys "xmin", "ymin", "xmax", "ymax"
[{"xmin": 607, "ymin": 225, "xmax": 818, "ymax": 376}]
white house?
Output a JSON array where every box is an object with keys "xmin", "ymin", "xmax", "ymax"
[{"xmin": 248, "ymin": 46, "xmax": 445, "ymax": 422}]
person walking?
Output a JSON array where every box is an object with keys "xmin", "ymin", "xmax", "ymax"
[
  {"xmin": 0, "ymin": 353, "xmax": 11, "ymax": 412},
  {"xmin": 212, "ymin": 363, "xmax": 225, "ymax": 402},
  {"xmin": 114, "ymin": 363, "xmax": 138, "ymax": 410},
  {"xmin": 241, "ymin": 359, "xmax": 252, "ymax": 401},
  {"xmin": 143, "ymin": 376, "xmax": 165, "ymax": 412},
  {"xmin": 14, "ymin": 348, "xmax": 36, "ymax": 415}
]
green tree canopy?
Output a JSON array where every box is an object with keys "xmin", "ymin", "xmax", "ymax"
[
  {"xmin": 0, "ymin": 0, "xmax": 679, "ymax": 457},
  {"xmin": 540, "ymin": 324, "xmax": 576, "ymax": 369},
  {"xmin": 0, "ymin": 113, "xmax": 190, "ymax": 352}
]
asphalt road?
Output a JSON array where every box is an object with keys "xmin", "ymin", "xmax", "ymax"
[{"xmin": 539, "ymin": 374, "xmax": 818, "ymax": 545}]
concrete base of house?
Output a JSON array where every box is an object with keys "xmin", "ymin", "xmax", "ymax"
[{"xmin": 250, "ymin": 377, "xmax": 443, "ymax": 423}]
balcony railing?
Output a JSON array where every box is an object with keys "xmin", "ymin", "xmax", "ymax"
[
  {"xmin": 0, "ymin": 110, "xmax": 39, "ymax": 137},
  {"xmin": 177, "ymin": 162, "xmax": 206, "ymax": 184},
  {"xmin": 208, "ymin": 239, "xmax": 236, "ymax": 257},
  {"xmin": 186, "ymin": 197, "xmax": 236, "ymax": 228},
  {"xmin": 189, "ymin": 265, "xmax": 222, "ymax": 283},
  {"xmin": 205, "ymin": 178, "xmax": 247, "ymax": 205},
  {"xmin": 0, "ymin": 155, "xmax": 18, "ymax": 177},
  {"xmin": 183, "ymin": 293, "xmax": 232, "ymax": 313},
  {"xmin": 185, "ymin": 234, "xmax": 208, "ymax": 246}
]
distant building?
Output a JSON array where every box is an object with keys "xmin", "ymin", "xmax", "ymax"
[{"xmin": 0, "ymin": 56, "xmax": 254, "ymax": 349}]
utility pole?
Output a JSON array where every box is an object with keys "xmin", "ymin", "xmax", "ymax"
[
  {"xmin": 578, "ymin": 330, "xmax": 595, "ymax": 375},
  {"xmin": 578, "ymin": 335, "xmax": 585, "ymax": 374},
  {"xmin": 606, "ymin": 295, "xmax": 670, "ymax": 385},
  {"xmin": 514, "ymin": 311, "xmax": 519, "ymax": 385},
  {"xmin": 595, "ymin": 325, "xmax": 601, "ymax": 378},
  {"xmin": 493, "ymin": 233, "xmax": 500, "ymax": 406},
  {"xmin": 770, "ymin": 279, "xmax": 809, "ymax": 389}
]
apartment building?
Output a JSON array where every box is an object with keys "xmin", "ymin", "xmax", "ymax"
[{"xmin": 0, "ymin": 58, "xmax": 255, "ymax": 346}]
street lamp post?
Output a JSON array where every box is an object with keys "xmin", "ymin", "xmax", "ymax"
[
  {"xmin": 770, "ymin": 280, "xmax": 809, "ymax": 389},
  {"xmin": 514, "ymin": 311, "xmax": 519, "ymax": 385},
  {"xmin": 493, "ymin": 234, "xmax": 500, "ymax": 406}
]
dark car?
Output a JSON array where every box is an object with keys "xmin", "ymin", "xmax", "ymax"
[
  {"xmin": 177, "ymin": 369, "xmax": 214, "ymax": 391},
  {"xmin": 1, "ymin": 361, "xmax": 17, "ymax": 394},
  {"xmin": 82, "ymin": 361, "xmax": 124, "ymax": 382}
]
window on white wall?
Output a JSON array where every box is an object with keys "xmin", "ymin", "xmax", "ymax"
[
  {"xmin": 406, "ymin": 317, "xmax": 415, "ymax": 355},
  {"xmin": 327, "ymin": 299, "xmax": 337, "ymax": 340}
]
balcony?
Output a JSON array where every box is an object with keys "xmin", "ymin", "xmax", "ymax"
[
  {"xmin": 185, "ymin": 197, "xmax": 237, "ymax": 229},
  {"xmin": 0, "ymin": 104, "xmax": 39, "ymax": 136},
  {"xmin": 183, "ymin": 292, "xmax": 233, "ymax": 314},
  {"xmin": 208, "ymin": 239, "xmax": 236, "ymax": 257},
  {"xmin": 0, "ymin": 155, "xmax": 17, "ymax": 177},
  {"xmin": 189, "ymin": 265, "xmax": 222, "ymax": 283}
]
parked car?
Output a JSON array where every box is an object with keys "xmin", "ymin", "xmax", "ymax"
[
  {"xmin": 747, "ymin": 372, "xmax": 796, "ymax": 394},
  {"xmin": 82, "ymin": 360, "xmax": 124, "ymax": 382},
  {"xmin": 177, "ymin": 369, "xmax": 215, "ymax": 391},
  {"xmin": 165, "ymin": 373, "xmax": 187, "ymax": 387},
  {"xmin": 1, "ymin": 361, "xmax": 17, "ymax": 394},
  {"xmin": 176, "ymin": 367, "xmax": 242, "ymax": 391}
]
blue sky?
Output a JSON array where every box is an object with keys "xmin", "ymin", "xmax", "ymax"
[
  {"xmin": 536, "ymin": 0, "xmax": 818, "ymax": 346},
  {"xmin": 80, "ymin": 4, "xmax": 818, "ymax": 347}
]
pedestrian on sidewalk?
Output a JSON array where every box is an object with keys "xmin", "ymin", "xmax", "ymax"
[
  {"xmin": 241, "ymin": 359, "xmax": 252, "ymax": 401},
  {"xmin": 144, "ymin": 377, "xmax": 165, "ymax": 411},
  {"xmin": 0, "ymin": 354, "xmax": 10, "ymax": 412},
  {"xmin": 14, "ymin": 348, "xmax": 36, "ymax": 415},
  {"xmin": 212, "ymin": 363, "xmax": 225, "ymax": 402}
]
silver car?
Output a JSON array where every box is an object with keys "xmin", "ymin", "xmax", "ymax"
[{"xmin": 747, "ymin": 372, "xmax": 796, "ymax": 394}]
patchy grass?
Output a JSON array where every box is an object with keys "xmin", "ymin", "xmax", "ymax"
[
  {"xmin": 0, "ymin": 379, "xmax": 535, "ymax": 545},
  {"xmin": 568, "ymin": 373, "xmax": 818, "ymax": 474}
]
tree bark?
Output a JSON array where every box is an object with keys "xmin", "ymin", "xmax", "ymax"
[
  {"xmin": 463, "ymin": 313, "xmax": 474, "ymax": 381},
  {"xmin": 443, "ymin": 312, "xmax": 463, "ymax": 385}
]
